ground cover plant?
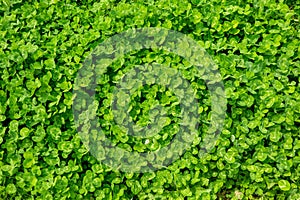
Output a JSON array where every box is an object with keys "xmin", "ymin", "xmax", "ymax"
[{"xmin": 0, "ymin": 0, "xmax": 300, "ymax": 199}]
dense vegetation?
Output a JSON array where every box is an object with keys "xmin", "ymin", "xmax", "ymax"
[{"xmin": 0, "ymin": 0, "xmax": 299, "ymax": 199}]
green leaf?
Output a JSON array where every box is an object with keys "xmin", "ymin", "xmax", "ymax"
[
  {"xmin": 270, "ymin": 131, "xmax": 282, "ymax": 142},
  {"xmin": 278, "ymin": 180, "xmax": 290, "ymax": 191},
  {"xmin": 6, "ymin": 183, "xmax": 16, "ymax": 194},
  {"xmin": 20, "ymin": 127, "xmax": 30, "ymax": 139},
  {"xmin": 273, "ymin": 80, "xmax": 284, "ymax": 91},
  {"xmin": 44, "ymin": 58, "xmax": 56, "ymax": 70}
]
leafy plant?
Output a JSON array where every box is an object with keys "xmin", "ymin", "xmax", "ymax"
[{"xmin": 0, "ymin": 0, "xmax": 299, "ymax": 199}]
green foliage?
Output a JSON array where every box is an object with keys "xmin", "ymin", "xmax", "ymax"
[{"xmin": 0, "ymin": 0, "xmax": 299, "ymax": 199}]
